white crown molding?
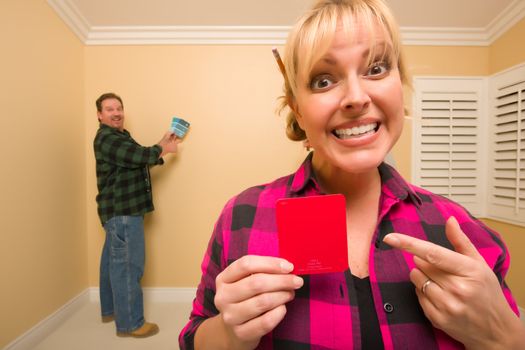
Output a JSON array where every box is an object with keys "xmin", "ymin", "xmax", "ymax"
[
  {"xmin": 85, "ymin": 25, "xmax": 290, "ymax": 45},
  {"xmin": 46, "ymin": 0, "xmax": 89, "ymax": 42},
  {"xmin": 485, "ymin": 0, "xmax": 525, "ymax": 43},
  {"xmin": 47, "ymin": 0, "xmax": 525, "ymax": 46},
  {"xmin": 400, "ymin": 26, "xmax": 490, "ymax": 46}
]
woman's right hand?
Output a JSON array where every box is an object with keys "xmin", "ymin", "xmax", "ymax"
[{"xmin": 214, "ymin": 255, "xmax": 304, "ymax": 350}]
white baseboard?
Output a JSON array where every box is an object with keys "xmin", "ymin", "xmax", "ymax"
[
  {"xmin": 87, "ymin": 286, "xmax": 197, "ymax": 303},
  {"xmin": 3, "ymin": 290, "xmax": 90, "ymax": 350},
  {"xmin": 4, "ymin": 287, "xmax": 197, "ymax": 350}
]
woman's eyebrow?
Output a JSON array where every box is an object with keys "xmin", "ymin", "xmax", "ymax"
[
  {"xmin": 317, "ymin": 55, "xmax": 337, "ymax": 66},
  {"xmin": 364, "ymin": 42, "xmax": 392, "ymax": 58},
  {"xmin": 312, "ymin": 41, "xmax": 392, "ymax": 70}
]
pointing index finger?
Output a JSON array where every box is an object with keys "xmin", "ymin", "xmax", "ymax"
[{"xmin": 383, "ymin": 233, "xmax": 469, "ymax": 275}]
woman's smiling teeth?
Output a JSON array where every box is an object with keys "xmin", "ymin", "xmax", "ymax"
[{"xmin": 333, "ymin": 122, "xmax": 378, "ymax": 139}]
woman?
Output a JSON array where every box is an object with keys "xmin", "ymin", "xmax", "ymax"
[{"xmin": 179, "ymin": 0, "xmax": 524, "ymax": 348}]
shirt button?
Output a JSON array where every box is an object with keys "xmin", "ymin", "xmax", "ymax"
[{"xmin": 383, "ymin": 303, "xmax": 394, "ymax": 313}]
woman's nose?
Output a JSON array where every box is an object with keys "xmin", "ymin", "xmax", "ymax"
[{"xmin": 340, "ymin": 75, "xmax": 371, "ymax": 112}]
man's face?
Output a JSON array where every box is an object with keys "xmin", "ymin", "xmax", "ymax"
[{"xmin": 97, "ymin": 98, "xmax": 124, "ymax": 131}]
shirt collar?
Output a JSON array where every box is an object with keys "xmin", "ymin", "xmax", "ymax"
[
  {"xmin": 289, "ymin": 152, "xmax": 422, "ymax": 207},
  {"xmin": 98, "ymin": 123, "xmax": 129, "ymax": 136},
  {"xmin": 378, "ymin": 162, "xmax": 422, "ymax": 206},
  {"xmin": 290, "ymin": 152, "xmax": 319, "ymax": 194}
]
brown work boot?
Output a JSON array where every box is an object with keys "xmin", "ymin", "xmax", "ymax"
[
  {"xmin": 101, "ymin": 314, "xmax": 114, "ymax": 323},
  {"xmin": 117, "ymin": 322, "xmax": 159, "ymax": 338}
]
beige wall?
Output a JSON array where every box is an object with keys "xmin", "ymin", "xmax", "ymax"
[
  {"xmin": 2, "ymin": 2, "xmax": 524, "ymax": 347},
  {"xmin": 82, "ymin": 45, "xmax": 493, "ymax": 289},
  {"xmin": 489, "ymin": 18, "xmax": 525, "ymax": 74},
  {"xmin": 84, "ymin": 45, "xmax": 307, "ymax": 287},
  {"xmin": 0, "ymin": 0, "xmax": 86, "ymax": 348},
  {"xmin": 83, "ymin": 38, "xmax": 525, "ymax": 303},
  {"xmin": 82, "ymin": 45, "xmax": 492, "ymax": 288},
  {"xmin": 404, "ymin": 46, "xmax": 490, "ymax": 76}
]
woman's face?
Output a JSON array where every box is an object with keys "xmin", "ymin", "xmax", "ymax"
[{"xmin": 294, "ymin": 22, "xmax": 404, "ymax": 175}]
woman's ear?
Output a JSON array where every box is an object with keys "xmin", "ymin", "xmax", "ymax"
[
  {"xmin": 291, "ymin": 99, "xmax": 305, "ymax": 129},
  {"xmin": 289, "ymin": 96, "xmax": 300, "ymax": 118}
]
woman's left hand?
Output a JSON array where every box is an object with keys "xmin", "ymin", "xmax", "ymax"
[{"xmin": 384, "ymin": 216, "xmax": 525, "ymax": 350}]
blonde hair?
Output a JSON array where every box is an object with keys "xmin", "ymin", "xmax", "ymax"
[{"xmin": 278, "ymin": 0, "xmax": 409, "ymax": 141}]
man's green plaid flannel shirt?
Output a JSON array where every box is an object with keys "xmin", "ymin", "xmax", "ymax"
[{"xmin": 94, "ymin": 124, "xmax": 164, "ymax": 225}]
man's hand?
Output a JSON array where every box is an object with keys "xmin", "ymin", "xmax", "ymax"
[{"xmin": 157, "ymin": 131, "xmax": 180, "ymax": 157}]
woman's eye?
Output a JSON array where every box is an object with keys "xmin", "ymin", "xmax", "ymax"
[
  {"xmin": 366, "ymin": 62, "xmax": 390, "ymax": 77},
  {"xmin": 310, "ymin": 75, "xmax": 334, "ymax": 90}
]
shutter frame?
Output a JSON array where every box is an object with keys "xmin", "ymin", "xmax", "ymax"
[
  {"xmin": 488, "ymin": 64, "xmax": 525, "ymax": 225},
  {"xmin": 412, "ymin": 77, "xmax": 488, "ymax": 217}
]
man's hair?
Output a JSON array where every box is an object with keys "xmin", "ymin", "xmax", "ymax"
[{"xmin": 96, "ymin": 92, "xmax": 123, "ymax": 112}]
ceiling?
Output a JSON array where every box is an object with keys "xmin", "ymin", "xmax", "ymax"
[{"xmin": 47, "ymin": 0, "xmax": 525, "ymax": 45}]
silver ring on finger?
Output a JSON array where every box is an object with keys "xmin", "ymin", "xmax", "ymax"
[{"xmin": 421, "ymin": 278, "xmax": 432, "ymax": 295}]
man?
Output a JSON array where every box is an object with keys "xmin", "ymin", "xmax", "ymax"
[{"xmin": 94, "ymin": 92, "xmax": 180, "ymax": 337}]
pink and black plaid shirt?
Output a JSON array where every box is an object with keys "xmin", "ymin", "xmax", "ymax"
[{"xmin": 179, "ymin": 153, "xmax": 518, "ymax": 349}]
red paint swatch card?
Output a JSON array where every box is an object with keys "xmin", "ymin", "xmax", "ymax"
[{"xmin": 276, "ymin": 194, "xmax": 348, "ymax": 275}]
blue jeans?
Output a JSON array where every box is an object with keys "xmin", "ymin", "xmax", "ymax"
[{"xmin": 100, "ymin": 216, "xmax": 145, "ymax": 332}]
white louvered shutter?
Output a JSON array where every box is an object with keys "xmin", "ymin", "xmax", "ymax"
[
  {"xmin": 488, "ymin": 65, "xmax": 525, "ymax": 225},
  {"xmin": 413, "ymin": 78, "xmax": 487, "ymax": 216}
]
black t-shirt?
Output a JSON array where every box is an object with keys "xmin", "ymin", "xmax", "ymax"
[{"xmin": 352, "ymin": 275, "xmax": 385, "ymax": 349}]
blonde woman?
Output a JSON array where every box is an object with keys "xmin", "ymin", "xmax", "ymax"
[{"xmin": 179, "ymin": 1, "xmax": 524, "ymax": 348}]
